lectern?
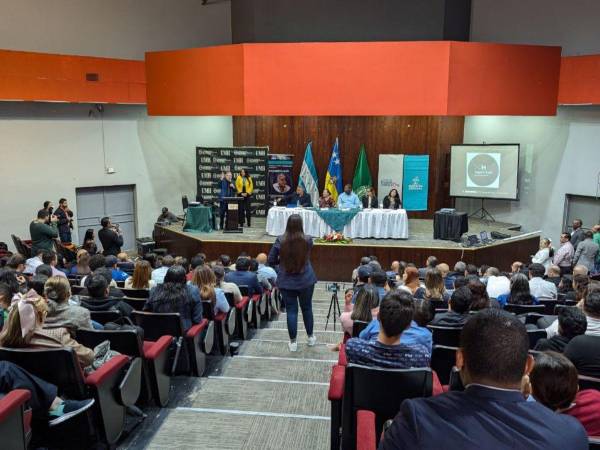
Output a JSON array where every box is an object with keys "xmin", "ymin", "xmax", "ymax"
[{"xmin": 222, "ymin": 197, "xmax": 244, "ymax": 233}]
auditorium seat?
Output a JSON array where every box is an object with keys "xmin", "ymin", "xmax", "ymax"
[
  {"xmin": 89, "ymin": 310, "xmax": 122, "ymax": 325},
  {"xmin": 123, "ymin": 297, "xmax": 147, "ymax": 311},
  {"xmin": 427, "ymin": 325, "xmax": 462, "ymax": 347},
  {"xmin": 355, "ymin": 410, "xmax": 376, "ymax": 450},
  {"xmin": 578, "ymin": 374, "xmax": 600, "ymax": 392},
  {"xmin": 430, "ymin": 345, "xmax": 458, "ymax": 385},
  {"xmin": 0, "ymin": 389, "xmax": 31, "ymax": 450},
  {"xmin": 238, "ymin": 285, "xmax": 262, "ymax": 329},
  {"xmin": 225, "ymin": 292, "xmax": 250, "ymax": 340},
  {"xmin": 132, "ymin": 311, "xmax": 210, "ymax": 377},
  {"xmin": 537, "ymin": 298, "xmax": 558, "ymax": 315},
  {"xmin": 329, "ymin": 364, "xmax": 433, "ymax": 450},
  {"xmin": 71, "ymin": 285, "xmax": 86, "ymax": 295},
  {"xmin": 121, "ymin": 288, "xmax": 150, "ymax": 299},
  {"xmin": 352, "ymin": 320, "xmax": 369, "ymax": 337},
  {"xmin": 201, "ymin": 301, "xmax": 234, "ymax": 356},
  {"xmin": 11, "ymin": 234, "xmax": 31, "ymax": 258},
  {"xmin": 504, "ymin": 304, "xmax": 545, "ymax": 315},
  {"xmin": 527, "ymin": 329, "xmax": 547, "ymax": 349},
  {"xmin": 590, "ymin": 437, "xmax": 600, "ymax": 450},
  {"xmin": 428, "ymin": 299, "xmax": 447, "ymax": 311},
  {"xmin": 76, "ymin": 328, "xmax": 172, "ymax": 407},
  {"xmin": 0, "ymin": 347, "xmax": 137, "ymax": 447}
]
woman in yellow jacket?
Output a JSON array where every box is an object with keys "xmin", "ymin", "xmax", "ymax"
[{"xmin": 235, "ymin": 168, "xmax": 254, "ymax": 227}]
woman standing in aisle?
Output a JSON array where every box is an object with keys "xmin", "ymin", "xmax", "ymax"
[
  {"xmin": 268, "ymin": 214, "xmax": 317, "ymax": 352},
  {"xmin": 235, "ymin": 168, "xmax": 254, "ymax": 227}
]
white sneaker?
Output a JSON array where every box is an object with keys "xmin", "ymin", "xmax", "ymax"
[
  {"xmin": 288, "ymin": 341, "xmax": 298, "ymax": 352},
  {"xmin": 307, "ymin": 335, "xmax": 317, "ymax": 347}
]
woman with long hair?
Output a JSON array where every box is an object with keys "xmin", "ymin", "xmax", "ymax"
[
  {"xmin": 235, "ymin": 168, "xmax": 254, "ymax": 227},
  {"xmin": 468, "ymin": 279, "xmax": 493, "ymax": 310},
  {"xmin": 414, "ymin": 268, "xmax": 450, "ymax": 302},
  {"xmin": 383, "ymin": 188, "xmax": 401, "ymax": 209},
  {"xmin": 340, "ymin": 285, "xmax": 379, "ymax": 335},
  {"xmin": 318, "ymin": 189, "xmax": 335, "ymax": 208},
  {"xmin": 498, "ymin": 273, "xmax": 538, "ymax": 306},
  {"xmin": 572, "ymin": 274, "xmax": 590, "ymax": 305},
  {"xmin": 0, "ymin": 290, "xmax": 94, "ymax": 368},
  {"xmin": 143, "ymin": 265, "xmax": 202, "ymax": 331},
  {"xmin": 398, "ymin": 266, "xmax": 422, "ymax": 295},
  {"xmin": 70, "ymin": 249, "xmax": 91, "ymax": 275},
  {"xmin": 268, "ymin": 214, "xmax": 317, "ymax": 352},
  {"xmin": 125, "ymin": 260, "xmax": 156, "ymax": 289},
  {"xmin": 82, "ymin": 229, "xmax": 97, "ymax": 255},
  {"xmin": 191, "ymin": 265, "xmax": 230, "ymax": 315}
]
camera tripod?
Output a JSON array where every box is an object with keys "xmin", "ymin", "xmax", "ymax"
[{"xmin": 325, "ymin": 285, "xmax": 342, "ymax": 331}]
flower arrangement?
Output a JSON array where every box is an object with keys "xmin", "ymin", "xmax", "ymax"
[{"xmin": 315, "ymin": 232, "xmax": 352, "ymax": 244}]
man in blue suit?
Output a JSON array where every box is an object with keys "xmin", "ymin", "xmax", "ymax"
[
  {"xmin": 379, "ymin": 309, "xmax": 588, "ymax": 450},
  {"xmin": 219, "ymin": 171, "xmax": 236, "ymax": 230},
  {"xmin": 224, "ymin": 256, "xmax": 263, "ymax": 298}
]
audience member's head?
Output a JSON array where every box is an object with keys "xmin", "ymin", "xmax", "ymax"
[
  {"xmin": 547, "ymin": 265, "xmax": 561, "ymax": 278},
  {"xmin": 359, "ymin": 256, "xmax": 371, "ymax": 266},
  {"xmin": 0, "ymin": 283, "xmax": 12, "ymax": 310},
  {"xmin": 249, "ymin": 259, "xmax": 259, "ymax": 272},
  {"xmin": 370, "ymin": 270, "xmax": 388, "ymax": 288},
  {"xmin": 44, "ymin": 276, "xmax": 71, "ymax": 304},
  {"xmin": 436, "ymin": 263, "xmax": 449, "ymax": 278},
  {"xmin": 6, "ymin": 254, "xmax": 25, "ymax": 272},
  {"xmin": 573, "ymin": 274, "xmax": 590, "ymax": 302},
  {"xmin": 143, "ymin": 252, "xmax": 157, "ymax": 269},
  {"xmin": 105, "ymin": 255, "xmax": 118, "ymax": 269},
  {"xmin": 449, "ymin": 286, "xmax": 472, "ymax": 314},
  {"xmin": 479, "ymin": 265, "xmax": 490, "ymax": 277},
  {"xmin": 403, "ymin": 266, "xmax": 420, "ymax": 286},
  {"xmin": 235, "ymin": 257, "xmax": 251, "ymax": 272},
  {"xmin": 174, "ymin": 256, "xmax": 188, "ymax": 270},
  {"xmin": 37, "ymin": 209, "xmax": 49, "ymax": 221},
  {"xmin": 390, "ymin": 260, "xmax": 400, "ymax": 274},
  {"xmin": 413, "ymin": 297, "xmax": 434, "ymax": 327},
  {"xmin": 131, "ymin": 260, "xmax": 152, "ymax": 289},
  {"xmin": 465, "ymin": 264, "xmax": 478, "ymax": 276},
  {"xmin": 27, "ymin": 275, "xmax": 48, "ymax": 296},
  {"xmin": 89, "ymin": 254, "xmax": 107, "ymax": 271},
  {"xmin": 573, "ymin": 265, "xmax": 589, "ymax": 278},
  {"xmin": 511, "ymin": 261, "xmax": 523, "ymax": 273},
  {"xmin": 35, "ymin": 264, "xmax": 53, "ymax": 278},
  {"xmin": 584, "ymin": 230, "xmax": 593, "ymax": 240},
  {"xmin": 0, "ymin": 268, "xmax": 19, "ymax": 295},
  {"xmin": 351, "ymin": 285, "xmax": 379, "ymax": 322},
  {"xmin": 453, "ymin": 261, "xmax": 466, "ymax": 274},
  {"xmin": 94, "ymin": 267, "xmax": 113, "ymax": 285},
  {"xmin": 424, "ymin": 268, "xmax": 445, "ymax": 299},
  {"xmin": 453, "ymin": 275, "xmax": 468, "ymax": 289},
  {"xmin": 218, "ymin": 254, "xmax": 231, "ymax": 267},
  {"xmin": 583, "ymin": 290, "xmax": 600, "ymax": 319},
  {"xmin": 85, "ymin": 273, "xmax": 109, "ymax": 298},
  {"xmin": 41, "ymin": 250, "xmax": 57, "ymax": 267},
  {"xmin": 425, "ymin": 256, "xmax": 438, "ymax": 269},
  {"xmin": 509, "ymin": 273, "xmax": 534, "ymax": 305},
  {"xmin": 0, "ymin": 293, "xmax": 47, "ymax": 347},
  {"xmin": 458, "ymin": 309, "xmax": 531, "ymax": 388},
  {"xmin": 378, "ymin": 291, "xmax": 414, "ymax": 339},
  {"xmin": 190, "ymin": 254, "xmax": 206, "ymax": 271},
  {"xmin": 530, "ymin": 352, "xmax": 578, "ymax": 412},
  {"xmin": 528, "ymin": 263, "xmax": 545, "ymax": 279},
  {"xmin": 212, "ymin": 264, "xmax": 225, "ymax": 282},
  {"xmin": 256, "ymin": 253, "xmax": 268, "ymax": 265},
  {"xmin": 357, "ymin": 264, "xmax": 373, "ymax": 283},
  {"xmin": 192, "ymin": 265, "xmax": 217, "ymax": 303},
  {"xmin": 557, "ymin": 306, "xmax": 587, "ymax": 339},
  {"xmin": 163, "ymin": 265, "xmax": 187, "ymax": 285},
  {"xmin": 468, "ymin": 279, "xmax": 490, "ymax": 311},
  {"xmin": 485, "ymin": 267, "xmax": 500, "ymax": 277},
  {"xmin": 161, "ymin": 255, "xmax": 175, "ymax": 268}
]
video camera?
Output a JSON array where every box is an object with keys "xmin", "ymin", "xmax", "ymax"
[{"xmin": 326, "ymin": 282, "xmax": 340, "ymax": 293}]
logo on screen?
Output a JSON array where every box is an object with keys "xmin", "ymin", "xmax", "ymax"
[{"xmin": 466, "ymin": 153, "xmax": 500, "ymax": 188}]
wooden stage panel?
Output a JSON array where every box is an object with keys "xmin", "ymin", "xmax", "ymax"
[{"xmin": 154, "ymin": 225, "xmax": 540, "ymax": 282}]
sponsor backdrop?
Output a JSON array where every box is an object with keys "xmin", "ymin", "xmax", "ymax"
[
  {"xmin": 268, "ymin": 154, "xmax": 295, "ymax": 202},
  {"xmin": 196, "ymin": 146, "xmax": 269, "ymax": 217},
  {"xmin": 402, "ymin": 155, "xmax": 430, "ymax": 211},
  {"xmin": 378, "ymin": 154, "xmax": 404, "ymax": 204}
]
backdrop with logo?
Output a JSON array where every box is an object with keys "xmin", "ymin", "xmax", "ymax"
[
  {"xmin": 402, "ymin": 155, "xmax": 429, "ymax": 211},
  {"xmin": 268, "ymin": 154, "xmax": 295, "ymax": 203},
  {"xmin": 196, "ymin": 146, "xmax": 269, "ymax": 217},
  {"xmin": 378, "ymin": 155, "xmax": 404, "ymax": 203}
]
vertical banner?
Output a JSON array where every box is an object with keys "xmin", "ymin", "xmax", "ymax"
[
  {"xmin": 196, "ymin": 146, "xmax": 269, "ymax": 217},
  {"xmin": 268, "ymin": 154, "xmax": 294, "ymax": 203},
  {"xmin": 378, "ymin": 154, "xmax": 404, "ymax": 202},
  {"xmin": 402, "ymin": 155, "xmax": 429, "ymax": 211}
]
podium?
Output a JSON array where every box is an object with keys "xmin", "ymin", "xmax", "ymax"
[{"xmin": 223, "ymin": 197, "xmax": 244, "ymax": 233}]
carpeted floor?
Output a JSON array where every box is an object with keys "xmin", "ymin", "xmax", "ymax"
[{"xmin": 123, "ymin": 283, "xmax": 344, "ymax": 450}]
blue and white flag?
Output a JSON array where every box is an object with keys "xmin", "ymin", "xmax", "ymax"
[{"xmin": 299, "ymin": 142, "xmax": 319, "ymax": 207}]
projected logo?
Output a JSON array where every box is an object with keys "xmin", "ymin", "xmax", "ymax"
[{"xmin": 466, "ymin": 153, "xmax": 500, "ymax": 188}]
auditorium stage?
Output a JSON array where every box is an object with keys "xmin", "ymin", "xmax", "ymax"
[{"xmin": 154, "ymin": 218, "xmax": 540, "ymax": 282}]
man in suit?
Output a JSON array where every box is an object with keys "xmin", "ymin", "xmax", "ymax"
[
  {"xmin": 219, "ymin": 171, "xmax": 236, "ymax": 230},
  {"xmin": 98, "ymin": 216, "xmax": 123, "ymax": 256},
  {"xmin": 570, "ymin": 218, "xmax": 585, "ymax": 250},
  {"xmin": 224, "ymin": 256, "xmax": 263, "ymax": 297},
  {"xmin": 379, "ymin": 308, "xmax": 587, "ymax": 450},
  {"xmin": 282, "ymin": 186, "xmax": 312, "ymax": 207},
  {"xmin": 573, "ymin": 230, "xmax": 600, "ymax": 272}
]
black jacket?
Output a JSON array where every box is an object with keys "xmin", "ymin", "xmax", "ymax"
[
  {"xmin": 281, "ymin": 192, "xmax": 312, "ymax": 207},
  {"xmin": 362, "ymin": 195, "xmax": 378, "ymax": 209},
  {"xmin": 79, "ymin": 296, "xmax": 133, "ymax": 318},
  {"xmin": 383, "ymin": 195, "xmax": 401, "ymax": 209},
  {"xmin": 98, "ymin": 228, "xmax": 123, "ymax": 256}
]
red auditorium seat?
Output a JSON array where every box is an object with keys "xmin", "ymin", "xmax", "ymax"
[
  {"xmin": 0, "ymin": 389, "xmax": 32, "ymax": 450},
  {"xmin": 202, "ymin": 301, "xmax": 235, "ymax": 356}
]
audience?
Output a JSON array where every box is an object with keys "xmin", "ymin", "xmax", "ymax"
[
  {"xmin": 6, "ymin": 254, "xmax": 26, "ymax": 273},
  {"xmin": 529, "ymin": 351, "xmax": 600, "ymax": 437},
  {"xmin": 70, "ymin": 249, "xmax": 91, "ymax": 276},
  {"xmin": 528, "ymin": 263, "xmax": 557, "ymax": 299},
  {"xmin": 418, "ymin": 256, "xmax": 438, "ymax": 279},
  {"xmin": 0, "ymin": 282, "xmax": 11, "ymax": 329},
  {"xmin": 369, "ymin": 270, "xmax": 389, "ymax": 300},
  {"xmin": 414, "ymin": 268, "xmax": 450, "ymax": 302},
  {"xmin": 535, "ymin": 306, "xmax": 587, "ymax": 352},
  {"xmin": 484, "ymin": 266, "xmax": 510, "ymax": 299},
  {"xmin": 554, "ymin": 232, "xmax": 575, "ymax": 275},
  {"xmin": 35, "ymin": 264, "xmax": 53, "ymax": 279},
  {"xmin": 255, "ymin": 253, "xmax": 277, "ymax": 288},
  {"xmin": 496, "ymin": 273, "xmax": 538, "ymax": 307},
  {"xmin": 531, "ymin": 238, "xmax": 553, "ymax": 273},
  {"xmin": 191, "ymin": 265, "xmax": 230, "ymax": 315},
  {"xmin": 27, "ymin": 274, "xmax": 48, "ymax": 296},
  {"xmin": 352, "ymin": 256, "xmax": 372, "ymax": 284},
  {"xmin": 346, "ymin": 293, "xmax": 430, "ymax": 368},
  {"xmin": 44, "ymin": 276, "xmax": 93, "ymax": 332},
  {"xmin": 30, "ymin": 209, "xmax": 59, "ymax": 255},
  {"xmin": 571, "ymin": 219, "xmax": 585, "ymax": 251},
  {"xmin": 343, "ymin": 288, "xmax": 354, "ymax": 313},
  {"xmin": 224, "ymin": 256, "xmax": 263, "ymax": 297},
  {"xmin": 340, "ymin": 285, "xmax": 379, "ymax": 335},
  {"xmin": 116, "ymin": 252, "xmax": 135, "ymax": 272},
  {"xmin": 564, "ymin": 290, "xmax": 600, "ymax": 378},
  {"xmin": 24, "ymin": 249, "xmax": 44, "ymax": 275},
  {"xmin": 187, "ymin": 253, "xmax": 206, "ymax": 281},
  {"xmin": 212, "ymin": 264, "xmax": 242, "ymax": 305},
  {"xmin": 144, "ymin": 265, "xmax": 203, "ymax": 332},
  {"xmin": 379, "ymin": 308, "xmax": 587, "ymax": 449},
  {"xmin": 573, "ymin": 230, "xmax": 599, "ymax": 272},
  {"xmin": 105, "ymin": 255, "xmax": 129, "ymax": 282},
  {"xmin": 81, "ymin": 273, "xmax": 133, "ymax": 318},
  {"xmin": 430, "ymin": 286, "xmax": 472, "ymax": 327},
  {"xmin": 41, "ymin": 250, "xmax": 67, "ymax": 279},
  {"xmin": 82, "ymin": 228, "xmax": 98, "ymax": 255},
  {"xmin": 436, "ymin": 262, "xmax": 453, "ymax": 290},
  {"xmin": 125, "ymin": 260, "xmax": 156, "ymax": 289},
  {"xmin": 546, "ymin": 264, "xmax": 562, "ymax": 286},
  {"xmin": 152, "ymin": 255, "xmax": 175, "ymax": 284},
  {"xmin": 398, "ymin": 266, "xmax": 422, "ymax": 295},
  {"xmin": 467, "ymin": 279, "xmax": 494, "ymax": 310}
]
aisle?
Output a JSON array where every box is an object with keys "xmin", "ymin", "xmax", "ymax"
[{"xmin": 145, "ymin": 283, "xmax": 343, "ymax": 449}]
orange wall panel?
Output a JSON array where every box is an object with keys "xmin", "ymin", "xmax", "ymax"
[
  {"xmin": 0, "ymin": 49, "xmax": 146, "ymax": 103},
  {"xmin": 558, "ymin": 55, "xmax": 600, "ymax": 105}
]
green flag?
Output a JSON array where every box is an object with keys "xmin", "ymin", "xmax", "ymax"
[{"xmin": 352, "ymin": 144, "xmax": 373, "ymax": 199}]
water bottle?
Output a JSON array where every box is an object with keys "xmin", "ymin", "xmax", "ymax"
[{"xmin": 296, "ymin": 199, "xmax": 300, "ymax": 208}]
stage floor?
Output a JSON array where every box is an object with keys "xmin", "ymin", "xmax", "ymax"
[{"xmin": 167, "ymin": 217, "xmax": 531, "ymax": 250}]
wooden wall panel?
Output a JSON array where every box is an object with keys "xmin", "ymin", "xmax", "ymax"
[{"xmin": 233, "ymin": 116, "xmax": 464, "ymax": 218}]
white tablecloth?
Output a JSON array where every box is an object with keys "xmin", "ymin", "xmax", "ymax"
[{"xmin": 266, "ymin": 207, "xmax": 409, "ymax": 239}]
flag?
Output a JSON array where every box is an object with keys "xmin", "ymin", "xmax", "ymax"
[
  {"xmin": 299, "ymin": 142, "xmax": 319, "ymax": 207},
  {"xmin": 352, "ymin": 144, "xmax": 373, "ymax": 199},
  {"xmin": 324, "ymin": 137, "xmax": 343, "ymax": 201}
]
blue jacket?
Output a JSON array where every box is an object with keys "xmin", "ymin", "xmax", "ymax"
[
  {"xmin": 268, "ymin": 236, "xmax": 317, "ymax": 290},
  {"xmin": 379, "ymin": 385, "xmax": 587, "ymax": 450},
  {"xmin": 219, "ymin": 179, "xmax": 236, "ymax": 201},
  {"xmin": 224, "ymin": 270, "xmax": 263, "ymax": 297}
]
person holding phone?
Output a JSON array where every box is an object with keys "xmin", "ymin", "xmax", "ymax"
[
  {"xmin": 219, "ymin": 171, "xmax": 236, "ymax": 230},
  {"xmin": 98, "ymin": 217, "xmax": 123, "ymax": 256},
  {"xmin": 30, "ymin": 209, "xmax": 59, "ymax": 255},
  {"xmin": 235, "ymin": 168, "xmax": 254, "ymax": 227}
]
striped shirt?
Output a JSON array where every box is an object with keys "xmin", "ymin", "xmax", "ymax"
[{"xmin": 345, "ymin": 338, "xmax": 431, "ymax": 369}]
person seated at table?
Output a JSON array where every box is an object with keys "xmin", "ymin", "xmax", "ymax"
[
  {"xmin": 337, "ymin": 184, "xmax": 361, "ymax": 209},
  {"xmin": 383, "ymin": 188, "xmax": 402, "ymax": 209},
  {"xmin": 361, "ymin": 186, "xmax": 378, "ymax": 208},
  {"xmin": 281, "ymin": 186, "xmax": 312, "ymax": 207},
  {"xmin": 318, "ymin": 189, "xmax": 335, "ymax": 208},
  {"xmin": 157, "ymin": 206, "xmax": 178, "ymax": 224}
]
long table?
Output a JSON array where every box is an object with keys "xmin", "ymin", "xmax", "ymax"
[{"xmin": 266, "ymin": 207, "xmax": 409, "ymax": 239}]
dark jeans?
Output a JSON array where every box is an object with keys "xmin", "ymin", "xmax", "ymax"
[
  {"xmin": 219, "ymin": 201, "xmax": 227, "ymax": 229},
  {"xmin": 280, "ymin": 285, "xmax": 315, "ymax": 340},
  {"xmin": 0, "ymin": 361, "xmax": 56, "ymax": 418},
  {"xmin": 59, "ymin": 229, "xmax": 72, "ymax": 243},
  {"xmin": 559, "ymin": 265, "xmax": 572, "ymax": 276},
  {"xmin": 239, "ymin": 195, "xmax": 251, "ymax": 226}
]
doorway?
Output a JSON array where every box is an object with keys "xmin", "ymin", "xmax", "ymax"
[{"xmin": 75, "ymin": 185, "xmax": 137, "ymax": 252}]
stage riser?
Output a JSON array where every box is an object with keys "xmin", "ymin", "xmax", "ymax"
[{"xmin": 154, "ymin": 226, "xmax": 539, "ymax": 282}]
